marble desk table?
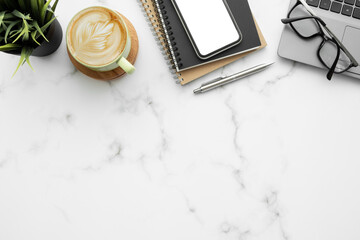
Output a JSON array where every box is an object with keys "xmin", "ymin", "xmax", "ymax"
[{"xmin": 1, "ymin": 0, "xmax": 360, "ymax": 240}]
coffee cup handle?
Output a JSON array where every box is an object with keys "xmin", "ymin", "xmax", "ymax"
[{"xmin": 117, "ymin": 57, "xmax": 135, "ymax": 74}]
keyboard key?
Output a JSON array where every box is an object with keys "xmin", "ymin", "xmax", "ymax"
[
  {"xmin": 320, "ymin": 0, "xmax": 331, "ymax": 9},
  {"xmin": 345, "ymin": 0, "xmax": 355, "ymax": 5},
  {"xmin": 342, "ymin": 4, "xmax": 354, "ymax": 15},
  {"xmin": 353, "ymin": 7, "xmax": 360, "ymax": 18},
  {"xmin": 335, "ymin": 0, "xmax": 344, "ymax": 2},
  {"xmin": 331, "ymin": 1, "xmax": 343, "ymax": 12},
  {"xmin": 307, "ymin": 0, "xmax": 320, "ymax": 7},
  {"xmin": 356, "ymin": 0, "xmax": 360, "ymax": 7}
]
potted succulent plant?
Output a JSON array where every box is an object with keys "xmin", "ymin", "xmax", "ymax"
[{"xmin": 0, "ymin": 0, "xmax": 62, "ymax": 76}]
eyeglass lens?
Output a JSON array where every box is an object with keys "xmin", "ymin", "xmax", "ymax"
[
  {"xmin": 319, "ymin": 39, "xmax": 352, "ymax": 72},
  {"xmin": 289, "ymin": 4, "xmax": 320, "ymax": 37},
  {"xmin": 289, "ymin": 3, "xmax": 352, "ymax": 73}
]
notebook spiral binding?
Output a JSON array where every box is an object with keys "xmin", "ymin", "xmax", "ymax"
[{"xmin": 139, "ymin": 0, "xmax": 183, "ymax": 84}]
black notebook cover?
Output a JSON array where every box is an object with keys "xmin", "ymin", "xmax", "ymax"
[{"xmin": 155, "ymin": 0, "xmax": 261, "ymax": 71}]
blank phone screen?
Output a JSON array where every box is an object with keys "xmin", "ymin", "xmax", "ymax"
[{"xmin": 171, "ymin": 0, "xmax": 241, "ymax": 58}]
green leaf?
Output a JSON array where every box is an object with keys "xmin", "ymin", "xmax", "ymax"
[
  {"xmin": 21, "ymin": 19, "xmax": 30, "ymax": 41},
  {"xmin": 3, "ymin": 20, "xmax": 14, "ymax": 24},
  {"xmin": 51, "ymin": 0, "xmax": 59, "ymax": 12},
  {"xmin": 46, "ymin": 0, "xmax": 58, "ymax": 23},
  {"xmin": 12, "ymin": 47, "xmax": 33, "ymax": 77},
  {"xmin": 17, "ymin": 0, "xmax": 26, "ymax": 12},
  {"xmin": 31, "ymin": 31, "xmax": 40, "ymax": 45},
  {"xmin": 12, "ymin": 30, "xmax": 24, "ymax": 43},
  {"xmin": 30, "ymin": 0, "xmax": 40, "ymax": 21},
  {"xmin": 3, "ymin": 13, "xmax": 16, "ymax": 20},
  {"xmin": 38, "ymin": 0, "xmax": 45, "ymax": 8},
  {"xmin": 40, "ymin": 0, "xmax": 51, "ymax": 25},
  {"xmin": 21, "ymin": 0, "xmax": 31, "ymax": 11},
  {"xmin": 12, "ymin": 19, "xmax": 29, "ymax": 43},
  {"xmin": 0, "ymin": 2, "xmax": 6, "ymax": 11},
  {"xmin": 33, "ymin": 20, "xmax": 48, "ymax": 42},
  {"xmin": 24, "ymin": 49, "xmax": 34, "ymax": 71},
  {"xmin": 4, "ymin": 20, "xmax": 21, "ymax": 43},
  {"xmin": 36, "ymin": 16, "xmax": 55, "ymax": 39},
  {"xmin": 2, "ymin": 0, "xmax": 17, "ymax": 10},
  {"xmin": 0, "ymin": 11, "xmax": 6, "ymax": 26},
  {"xmin": 13, "ymin": 49, "xmax": 26, "ymax": 77},
  {"xmin": 0, "ymin": 11, "xmax": 7, "ymax": 33},
  {"xmin": 10, "ymin": 29, "xmax": 22, "ymax": 38},
  {"xmin": 0, "ymin": 43, "xmax": 21, "ymax": 51},
  {"xmin": 12, "ymin": 10, "xmax": 32, "ymax": 20},
  {"xmin": 0, "ymin": 23, "xmax": 7, "ymax": 31},
  {"xmin": 0, "ymin": 21, "xmax": 6, "ymax": 34}
]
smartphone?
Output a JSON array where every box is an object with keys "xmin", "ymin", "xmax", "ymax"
[{"xmin": 171, "ymin": 0, "xmax": 242, "ymax": 60}]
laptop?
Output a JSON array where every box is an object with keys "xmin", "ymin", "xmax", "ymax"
[{"xmin": 278, "ymin": 0, "xmax": 360, "ymax": 79}]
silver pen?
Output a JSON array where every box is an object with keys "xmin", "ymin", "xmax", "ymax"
[{"xmin": 193, "ymin": 62, "xmax": 275, "ymax": 94}]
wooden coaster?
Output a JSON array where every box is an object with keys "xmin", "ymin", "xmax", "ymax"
[{"xmin": 67, "ymin": 13, "xmax": 139, "ymax": 81}]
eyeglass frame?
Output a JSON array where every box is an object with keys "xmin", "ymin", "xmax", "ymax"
[{"xmin": 281, "ymin": 0, "xmax": 358, "ymax": 80}]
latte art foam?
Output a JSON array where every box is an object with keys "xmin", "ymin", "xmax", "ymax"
[{"xmin": 68, "ymin": 7, "xmax": 127, "ymax": 67}]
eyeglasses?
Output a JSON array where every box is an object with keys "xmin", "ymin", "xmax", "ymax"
[{"xmin": 281, "ymin": 0, "xmax": 358, "ymax": 80}]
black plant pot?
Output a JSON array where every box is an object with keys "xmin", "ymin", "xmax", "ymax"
[
  {"xmin": 32, "ymin": 18, "xmax": 63, "ymax": 56},
  {"xmin": 6, "ymin": 18, "xmax": 63, "ymax": 57}
]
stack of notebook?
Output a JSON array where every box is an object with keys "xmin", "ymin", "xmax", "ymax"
[{"xmin": 139, "ymin": 0, "xmax": 267, "ymax": 85}]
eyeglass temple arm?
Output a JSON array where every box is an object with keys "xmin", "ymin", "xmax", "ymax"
[
  {"xmin": 298, "ymin": 0, "xmax": 359, "ymax": 67},
  {"xmin": 298, "ymin": 0, "xmax": 317, "ymax": 16},
  {"xmin": 281, "ymin": 16, "xmax": 326, "ymax": 25}
]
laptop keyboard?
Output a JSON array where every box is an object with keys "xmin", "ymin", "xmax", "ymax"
[{"xmin": 306, "ymin": 0, "xmax": 360, "ymax": 19}]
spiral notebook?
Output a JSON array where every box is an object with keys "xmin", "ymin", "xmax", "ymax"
[
  {"xmin": 139, "ymin": 0, "xmax": 267, "ymax": 85},
  {"xmin": 155, "ymin": 0, "xmax": 261, "ymax": 72}
]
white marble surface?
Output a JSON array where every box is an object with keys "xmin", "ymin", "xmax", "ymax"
[{"xmin": 1, "ymin": 0, "xmax": 360, "ymax": 239}]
